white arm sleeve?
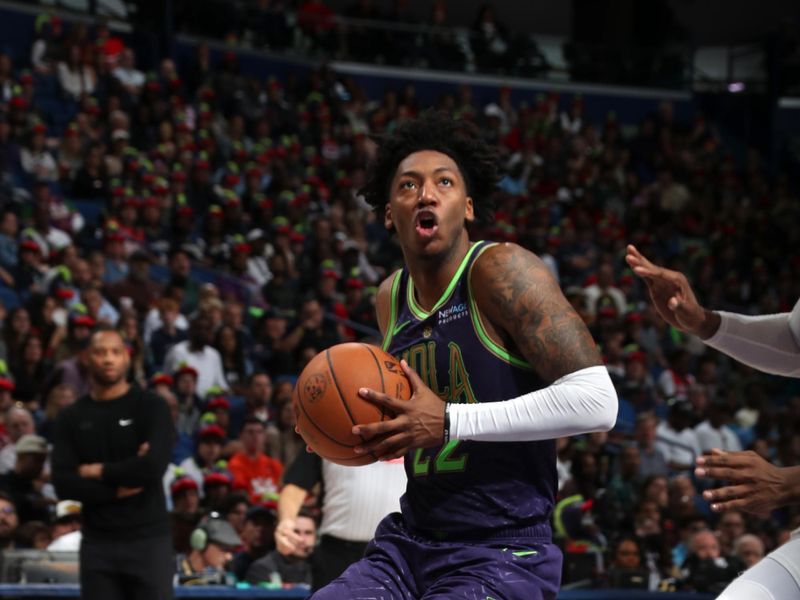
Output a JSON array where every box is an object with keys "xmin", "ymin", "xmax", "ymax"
[
  {"xmin": 704, "ymin": 298, "xmax": 800, "ymax": 377},
  {"xmin": 449, "ymin": 365, "xmax": 618, "ymax": 442}
]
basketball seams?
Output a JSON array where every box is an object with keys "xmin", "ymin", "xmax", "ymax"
[
  {"xmin": 325, "ymin": 348, "xmax": 360, "ymax": 428},
  {"xmin": 361, "ymin": 343, "xmax": 387, "ymax": 421},
  {"xmin": 296, "ymin": 389, "xmax": 360, "ymax": 449}
]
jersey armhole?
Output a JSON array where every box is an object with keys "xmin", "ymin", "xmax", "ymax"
[
  {"xmin": 467, "ymin": 243, "xmax": 534, "ymax": 370},
  {"xmin": 381, "ymin": 270, "xmax": 403, "ymax": 351}
]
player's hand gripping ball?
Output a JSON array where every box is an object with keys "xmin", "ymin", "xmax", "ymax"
[{"xmin": 293, "ymin": 343, "xmax": 411, "ymax": 465}]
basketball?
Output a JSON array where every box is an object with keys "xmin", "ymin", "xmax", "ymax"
[{"xmin": 293, "ymin": 343, "xmax": 411, "ymax": 466}]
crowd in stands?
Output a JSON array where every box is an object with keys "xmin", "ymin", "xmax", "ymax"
[
  {"xmin": 0, "ymin": 9, "xmax": 798, "ymax": 593},
  {"xmin": 173, "ymin": 0, "xmax": 549, "ymax": 78}
]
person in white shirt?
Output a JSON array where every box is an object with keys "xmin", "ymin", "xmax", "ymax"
[
  {"xmin": 56, "ymin": 45, "xmax": 95, "ymax": 100},
  {"xmin": 627, "ymin": 243, "xmax": 800, "ymax": 600},
  {"xmin": 47, "ymin": 500, "xmax": 82, "ymax": 552},
  {"xmin": 583, "ymin": 262, "xmax": 627, "ymax": 318},
  {"xmin": 0, "ymin": 406, "xmax": 34, "ymax": 474},
  {"xmin": 112, "ymin": 48, "xmax": 145, "ymax": 97},
  {"xmin": 164, "ymin": 315, "xmax": 228, "ymax": 397},
  {"xmin": 654, "ymin": 401, "xmax": 701, "ymax": 472},
  {"xmin": 694, "ymin": 399, "xmax": 742, "ymax": 454}
]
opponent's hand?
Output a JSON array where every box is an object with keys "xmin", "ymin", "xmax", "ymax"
[
  {"xmin": 695, "ymin": 449, "xmax": 794, "ymax": 516},
  {"xmin": 274, "ymin": 517, "xmax": 303, "ymax": 556},
  {"xmin": 352, "ymin": 360, "xmax": 445, "ymax": 460},
  {"xmin": 625, "ymin": 244, "xmax": 719, "ymax": 339}
]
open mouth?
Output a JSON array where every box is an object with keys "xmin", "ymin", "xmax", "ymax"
[{"xmin": 414, "ymin": 210, "xmax": 438, "ymax": 238}]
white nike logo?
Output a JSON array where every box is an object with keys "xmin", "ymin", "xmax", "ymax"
[{"xmin": 119, "ymin": 419, "xmax": 133, "ymax": 427}]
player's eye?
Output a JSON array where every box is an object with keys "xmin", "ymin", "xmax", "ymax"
[
  {"xmin": 439, "ymin": 177, "xmax": 452, "ymax": 186},
  {"xmin": 400, "ymin": 180, "xmax": 416, "ymax": 190}
]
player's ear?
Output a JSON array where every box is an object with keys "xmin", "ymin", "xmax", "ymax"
[
  {"xmin": 464, "ymin": 196, "xmax": 474, "ymax": 223},
  {"xmin": 384, "ymin": 203, "xmax": 394, "ymax": 230}
]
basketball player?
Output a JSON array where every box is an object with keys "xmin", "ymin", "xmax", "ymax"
[
  {"xmin": 312, "ymin": 112, "xmax": 618, "ymax": 599},
  {"xmin": 626, "ymin": 243, "xmax": 800, "ymax": 600}
]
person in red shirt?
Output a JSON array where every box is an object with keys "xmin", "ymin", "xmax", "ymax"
[{"xmin": 227, "ymin": 417, "xmax": 283, "ymax": 504}]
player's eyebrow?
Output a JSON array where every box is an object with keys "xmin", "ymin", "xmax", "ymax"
[{"xmin": 398, "ymin": 166, "xmax": 457, "ymax": 178}]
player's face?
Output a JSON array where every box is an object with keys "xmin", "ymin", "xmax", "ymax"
[
  {"xmin": 385, "ymin": 150, "xmax": 473, "ymax": 259},
  {"xmin": 87, "ymin": 331, "xmax": 130, "ymax": 386}
]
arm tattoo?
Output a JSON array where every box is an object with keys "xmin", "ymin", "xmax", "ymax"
[{"xmin": 479, "ymin": 245, "xmax": 602, "ymax": 382}]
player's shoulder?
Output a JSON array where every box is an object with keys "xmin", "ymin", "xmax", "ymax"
[
  {"xmin": 376, "ymin": 269, "xmax": 402, "ymax": 299},
  {"xmin": 375, "ymin": 269, "xmax": 403, "ymax": 334},
  {"xmin": 472, "ymin": 241, "xmax": 548, "ymax": 281}
]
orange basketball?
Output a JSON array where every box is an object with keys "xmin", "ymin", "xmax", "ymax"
[{"xmin": 293, "ymin": 343, "xmax": 411, "ymax": 466}]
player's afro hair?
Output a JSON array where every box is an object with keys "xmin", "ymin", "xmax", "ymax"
[{"xmin": 360, "ymin": 110, "xmax": 498, "ymax": 224}]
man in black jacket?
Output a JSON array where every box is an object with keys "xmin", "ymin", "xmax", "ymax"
[{"xmin": 52, "ymin": 324, "xmax": 175, "ymax": 599}]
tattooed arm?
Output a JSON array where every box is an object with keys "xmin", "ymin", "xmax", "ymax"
[
  {"xmin": 352, "ymin": 243, "xmax": 617, "ymax": 457},
  {"xmin": 445, "ymin": 243, "xmax": 617, "ymax": 441},
  {"xmin": 472, "ymin": 242, "xmax": 601, "ymax": 379}
]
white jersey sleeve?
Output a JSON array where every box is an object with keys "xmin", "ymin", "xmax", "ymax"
[{"xmin": 705, "ymin": 298, "xmax": 800, "ymax": 377}]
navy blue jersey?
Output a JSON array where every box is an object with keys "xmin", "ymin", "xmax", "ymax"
[{"xmin": 382, "ymin": 241, "xmax": 557, "ymax": 539}]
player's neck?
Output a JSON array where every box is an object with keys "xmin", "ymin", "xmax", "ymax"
[
  {"xmin": 90, "ymin": 379, "xmax": 131, "ymax": 401},
  {"xmin": 405, "ymin": 233, "xmax": 471, "ymax": 312}
]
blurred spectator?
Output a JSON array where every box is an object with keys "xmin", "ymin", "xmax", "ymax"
[
  {"xmin": 20, "ymin": 124, "xmax": 58, "ymax": 183},
  {"xmin": 143, "ymin": 284, "xmax": 189, "ymax": 345},
  {"xmin": 634, "ymin": 413, "xmax": 668, "ymax": 479},
  {"xmin": 112, "ymin": 48, "xmax": 145, "ymax": 98},
  {"xmin": 228, "ymin": 416, "xmax": 282, "ymax": 503},
  {"xmin": 15, "ymin": 519, "xmax": 51, "ymax": 549},
  {"xmin": 657, "ymin": 349, "xmax": 696, "ymax": 403},
  {"xmin": 246, "ymin": 508, "xmax": 315, "ymax": 586},
  {"xmin": 265, "ymin": 396, "xmax": 303, "ymax": 467},
  {"xmin": 0, "ymin": 434, "xmax": 51, "ymax": 523},
  {"xmin": 148, "ymin": 297, "xmax": 188, "ymax": 370},
  {"xmin": 231, "ymin": 503, "xmax": 277, "ymax": 580},
  {"xmin": 679, "ymin": 529, "xmax": 743, "ymax": 594},
  {"xmin": 714, "ymin": 510, "xmax": 746, "ymax": 557},
  {"xmin": 243, "ymin": 372, "xmax": 272, "ymax": 423},
  {"xmin": 202, "ymin": 464, "xmax": 234, "ymax": 511},
  {"xmin": 37, "ymin": 384, "xmax": 77, "ymax": 443},
  {"xmin": 694, "ymin": 398, "xmax": 743, "ymax": 454},
  {"xmin": 733, "ymin": 533, "xmax": 764, "ymax": 569},
  {"xmin": 0, "ymin": 491, "xmax": 18, "ymax": 550},
  {"xmin": 655, "ymin": 401, "xmax": 700, "ymax": 472},
  {"xmin": 584, "ymin": 262, "xmax": 628, "ymax": 318},
  {"xmin": 176, "ymin": 518, "xmax": 241, "ymax": 585},
  {"xmin": 105, "ymin": 249, "xmax": 163, "ymax": 316},
  {"xmin": 31, "ymin": 14, "xmax": 64, "ymax": 74},
  {"xmin": 56, "ymin": 44, "xmax": 95, "ymax": 100},
  {"xmin": 70, "ymin": 143, "xmax": 107, "ymax": 199},
  {"xmin": 0, "ymin": 209, "xmax": 19, "ymax": 273},
  {"xmin": 214, "ymin": 324, "xmax": 251, "ymax": 394},
  {"xmin": 0, "ymin": 406, "xmax": 35, "ymax": 474},
  {"xmin": 165, "ymin": 315, "xmax": 229, "ymax": 396},
  {"xmin": 177, "ymin": 423, "xmax": 225, "ymax": 496},
  {"xmin": 221, "ymin": 492, "xmax": 249, "ymax": 536},
  {"xmin": 605, "ymin": 535, "xmax": 651, "ymax": 589},
  {"xmin": 167, "ymin": 247, "xmax": 201, "ymax": 313},
  {"xmin": 47, "ymin": 333, "xmax": 91, "ymax": 400},
  {"xmin": 79, "ymin": 283, "xmax": 119, "ymax": 325},
  {"xmin": 47, "ymin": 499, "xmax": 82, "ymax": 551},
  {"xmin": 10, "ymin": 333, "xmax": 51, "ymax": 406},
  {"xmin": 470, "ymin": 4, "xmax": 511, "ymax": 73}
]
